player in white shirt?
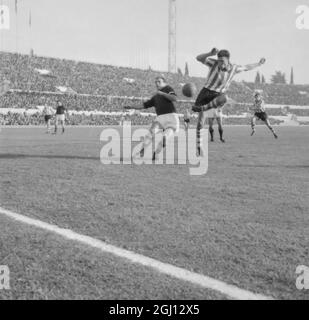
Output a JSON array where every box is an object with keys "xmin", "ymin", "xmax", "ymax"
[
  {"xmin": 42, "ymin": 105, "xmax": 54, "ymax": 133},
  {"xmin": 205, "ymin": 107, "xmax": 225, "ymax": 142}
]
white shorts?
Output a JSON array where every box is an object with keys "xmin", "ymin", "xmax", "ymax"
[
  {"xmin": 154, "ymin": 113, "xmax": 180, "ymax": 132},
  {"xmin": 55, "ymin": 114, "xmax": 65, "ymax": 123},
  {"xmin": 205, "ymin": 108, "xmax": 223, "ymax": 119}
]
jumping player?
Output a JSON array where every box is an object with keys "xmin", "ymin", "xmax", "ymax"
[
  {"xmin": 250, "ymin": 91, "xmax": 278, "ymax": 139},
  {"xmin": 192, "ymin": 48, "xmax": 266, "ymax": 155},
  {"xmin": 42, "ymin": 105, "xmax": 54, "ymax": 133},
  {"xmin": 124, "ymin": 75, "xmax": 179, "ymax": 160},
  {"xmin": 54, "ymin": 101, "xmax": 67, "ymax": 134}
]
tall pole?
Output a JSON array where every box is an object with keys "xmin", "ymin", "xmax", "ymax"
[
  {"xmin": 15, "ymin": 0, "xmax": 18, "ymax": 52},
  {"xmin": 168, "ymin": 0, "xmax": 176, "ymax": 73}
]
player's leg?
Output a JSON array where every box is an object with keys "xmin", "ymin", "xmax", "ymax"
[
  {"xmin": 153, "ymin": 114, "xmax": 179, "ymax": 160},
  {"xmin": 54, "ymin": 116, "xmax": 58, "ymax": 134},
  {"xmin": 184, "ymin": 120, "xmax": 189, "ymax": 132},
  {"xmin": 153, "ymin": 127, "xmax": 175, "ymax": 160},
  {"xmin": 204, "ymin": 94, "xmax": 227, "ymax": 112},
  {"xmin": 251, "ymin": 115, "xmax": 257, "ymax": 136},
  {"xmin": 216, "ymin": 116, "xmax": 225, "ymax": 143},
  {"xmin": 61, "ymin": 119, "xmax": 65, "ymax": 133},
  {"xmin": 264, "ymin": 118, "xmax": 278, "ymax": 139},
  {"xmin": 208, "ymin": 118, "xmax": 214, "ymax": 142},
  {"xmin": 193, "ymin": 94, "xmax": 227, "ymax": 113},
  {"xmin": 47, "ymin": 118, "xmax": 51, "ymax": 133},
  {"xmin": 139, "ymin": 121, "xmax": 161, "ymax": 157},
  {"xmin": 196, "ymin": 111, "xmax": 207, "ymax": 156},
  {"xmin": 44, "ymin": 116, "xmax": 48, "ymax": 133}
]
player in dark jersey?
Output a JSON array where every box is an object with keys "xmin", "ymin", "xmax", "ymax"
[
  {"xmin": 53, "ymin": 101, "xmax": 67, "ymax": 134},
  {"xmin": 124, "ymin": 75, "xmax": 179, "ymax": 160}
]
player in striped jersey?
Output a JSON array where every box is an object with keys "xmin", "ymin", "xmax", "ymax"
[
  {"xmin": 250, "ymin": 91, "xmax": 278, "ymax": 138},
  {"xmin": 42, "ymin": 105, "xmax": 54, "ymax": 133},
  {"xmin": 192, "ymin": 48, "xmax": 266, "ymax": 155}
]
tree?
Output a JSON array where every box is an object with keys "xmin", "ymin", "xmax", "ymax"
[
  {"xmin": 271, "ymin": 71, "xmax": 286, "ymax": 84},
  {"xmin": 177, "ymin": 67, "xmax": 183, "ymax": 76},
  {"xmin": 185, "ymin": 62, "xmax": 189, "ymax": 76},
  {"xmin": 261, "ymin": 75, "xmax": 266, "ymax": 84},
  {"xmin": 255, "ymin": 72, "xmax": 261, "ymax": 84},
  {"xmin": 290, "ymin": 67, "xmax": 294, "ymax": 85}
]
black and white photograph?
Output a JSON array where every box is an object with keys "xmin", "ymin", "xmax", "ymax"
[{"xmin": 0, "ymin": 0, "xmax": 308, "ymax": 305}]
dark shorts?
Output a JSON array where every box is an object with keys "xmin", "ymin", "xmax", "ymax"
[
  {"xmin": 255, "ymin": 111, "xmax": 268, "ymax": 121},
  {"xmin": 184, "ymin": 119, "xmax": 190, "ymax": 123},
  {"xmin": 44, "ymin": 115, "xmax": 52, "ymax": 122},
  {"xmin": 195, "ymin": 87, "xmax": 225, "ymax": 107}
]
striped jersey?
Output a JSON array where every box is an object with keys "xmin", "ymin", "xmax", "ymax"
[
  {"xmin": 252, "ymin": 99, "xmax": 266, "ymax": 113},
  {"xmin": 203, "ymin": 58, "xmax": 244, "ymax": 93},
  {"xmin": 43, "ymin": 106, "xmax": 53, "ymax": 116}
]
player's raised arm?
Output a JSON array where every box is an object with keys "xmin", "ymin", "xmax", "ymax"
[
  {"xmin": 196, "ymin": 48, "xmax": 219, "ymax": 64},
  {"xmin": 236, "ymin": 58, "xmax": 266, "ymax": 73}
]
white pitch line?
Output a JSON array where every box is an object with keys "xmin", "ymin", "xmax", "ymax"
[{"xmin": 0, "ymin": 206, "xmax": 273, "ymax": 300}]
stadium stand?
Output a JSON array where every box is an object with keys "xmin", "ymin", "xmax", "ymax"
[
  {"xmin": 0, "ymin": 51, "xmax": 309, "ymax": 125},
  {"xmin": 245, "ymin": 82, "xmax": 309, "ymax": 105},
  {"xmin": 0, "ymin": 111, "xmax": 154, "ymax": 126}
]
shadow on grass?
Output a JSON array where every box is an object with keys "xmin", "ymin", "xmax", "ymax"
[
  {"xmin": 236, "ymin": 164, "xmax": 309, "ymax": 169},
  {"xmin": 0, "ymin": 153, "xmax": 100, "ymax": 161},
  {"xmin": 0, "ymin": 153, "xmax": 189, "ymax": 165}
]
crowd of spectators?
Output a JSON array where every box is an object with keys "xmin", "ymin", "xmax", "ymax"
[
  {"xmin": 2, "ymin": 51, "xmax": 308, "ymax": 105},
  {"xmin": 245, "ymin": 82, "xmax": 309, "ymax": 105},
  {"xmin": 1, "ymin": 51, "xmax": 309, "ymax": 127},
  {"xmin": 1, "ymin": 92, "xmax": 308, "ymax": 126},
  {"xmin": 0, "ymin": 111, "xmax": 156, "ymax": 126}
]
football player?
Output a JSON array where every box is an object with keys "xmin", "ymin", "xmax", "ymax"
[
  {"xmin": 250, "ymin": 91, "xmax": 278, "ymax": 139},
  {"xmin": 192, "ymin": 48, "xmax": 266, "ymax": 155},
  {"xmin": 54, "ymin": 101, "xmax": 67, "ymax": 134},
  {"xmin": 42, "ymin": 105, "xmax": 54, "ymax": 133},
  {"xmin": 124, "ymin": 75, "xmax": 179, "ymax": 160}
]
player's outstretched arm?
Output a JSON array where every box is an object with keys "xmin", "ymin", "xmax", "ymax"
[
  {"xmin": 196, "ymin": 48, "xmax": 219, "ymax": 63},
  {"xmin": 237, "ymin": 58, "xmax": 266, "ymax": 73},
  {"xmin": 124, "ymin": 96, "xmax": 155, "ymax": 111},
  {"xmin": 157, "ymin": 91, "xmax": 177, "ymax": 102},
  {"xmin": 123, "ymin": 105, "xmax": 144, "ymax": 110}
]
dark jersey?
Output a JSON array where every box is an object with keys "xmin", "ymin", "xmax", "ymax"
[
  {"xmin": 143, "ymin": 85, "xmax": 177, "ymax": 116},
  {"xmin": 56, "ymin": 105, "xmax": 66, "ymax": 115}
]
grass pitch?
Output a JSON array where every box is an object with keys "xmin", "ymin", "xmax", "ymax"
[{"xmin": 0, "ymin": 126, "xmax": 308, "ymax": 300}]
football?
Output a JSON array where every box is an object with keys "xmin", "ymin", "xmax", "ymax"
[{"xmin": 182, "ymin": 82, "xmax": 197, "ymax": 98}]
